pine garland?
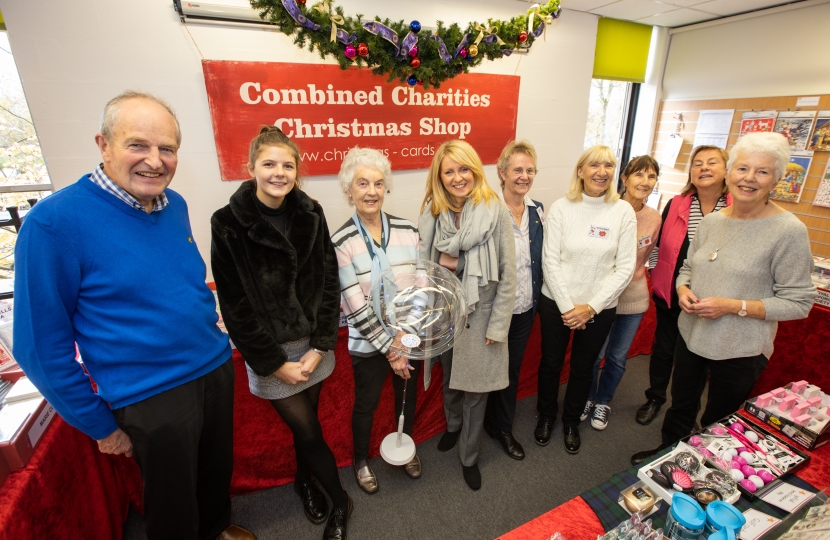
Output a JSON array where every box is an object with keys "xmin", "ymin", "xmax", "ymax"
[{"xmin": 249, "ymin": 0, "xmax": 561, "ymax": 89}]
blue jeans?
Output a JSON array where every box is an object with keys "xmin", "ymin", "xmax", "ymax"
[{"xmin": 588, "ymin": 312, "xmax": 645, "ymax": 405}]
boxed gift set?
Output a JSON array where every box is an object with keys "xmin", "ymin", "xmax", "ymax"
[{"xmin": 745, "ymin": 380, "xmax": 830, "ymax": 450}]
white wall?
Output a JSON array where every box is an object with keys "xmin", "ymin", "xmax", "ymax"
[
  {"xmin": 0, "ymin": 0, "xmax": 598, "ymax": 279},
  {"xmin": 662, "ymin": 2, "xmax": 830, "ymax": 101}
]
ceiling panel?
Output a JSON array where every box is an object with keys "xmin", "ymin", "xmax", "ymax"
[
  {"xmin": 656, "ymin": 0, "xmax": 714, "ymax": 8},
  {"xmin": 635, "ymin": 7, "xmax": 720, "ymax": 25},
  {"xmin": 690, "ymin": 0, "xmax": 793, "ymax": 15},
  {"xmin": 559, "ymin": 0, "xmax": 621, "ymax": 12},
  {"xmin": 589, "ymin": 0, "xmax": 677, "ymax": 20}
]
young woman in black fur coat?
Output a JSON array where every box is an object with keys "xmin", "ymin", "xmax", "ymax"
[{"xmin": 211, "ymin": 127, "xmax": 351, "ymax": 540}]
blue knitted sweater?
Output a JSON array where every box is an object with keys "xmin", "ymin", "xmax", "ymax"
[{"xmin": 13, "ymin": 175, "xmax": 230, "ymax": 440}]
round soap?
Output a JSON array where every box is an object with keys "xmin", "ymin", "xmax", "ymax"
[
  {"xmin": 731, "ymin": 461, "xmax": 743, "ymax": 470},
  {"xmin": 689, "ymin": 435, "xmax": 704, "ymax": 447},
  {"xmin": 734, "ymin": 456, "xmax": 747, "ymax": 466},
  {"xmin": 741, "ymin": 465, "xmax": 757, "ymax": 477},
  {"xmin": 757, "ymin": 470, "xmax": 775, "ymax": 483},
  {"xmin": 739, "ymin": 479, "xmax": 757, "ymax": 493},
  {"xmin": 744, "ymin": 431, "xmax": 759, "ymax": 443},
  {"xmin": 711, "ymin": 426, "xmax": 727, "ymax": 435},
  {"xmin": 748, "ymin": 475, "xmax": 764, "ymax": 489},
  {"xmin": 730, "ymin": 422, "xmax": 745, "ymax": 433},
  {"xmin": 720, "ymin": 451, "xmax": 733, "ymax": 461},
  {"xmin": 730, "ymin": 469, "xmax": 745, "ymax": 481},
  {"xmin": 698, "ymin": 448, "xmax": 714, "ymax": 457},
  {"xmin": 740, "ymin": 452, "xmax": 757, "ymax": 465}
]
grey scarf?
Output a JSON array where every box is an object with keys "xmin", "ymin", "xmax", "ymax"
[{"xmin": 434, "ymin": 199, "xmax": 501, "ymax": 314}]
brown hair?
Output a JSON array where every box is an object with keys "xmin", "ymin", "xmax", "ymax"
[
  {"xmin": 496, "ymin": 140, "xmax": 538, "ymax": 189},
  {"xmin": 622, "ymin": 155, "xmax": 660, "ymax": 179},
  {"xmin": 421, "ymin": 140, "xmax": 499, "ymax": 216},
  {"xmin": 247, "ymin": 126, "xmax": 304, "ymax": 189},
  {"xmin": 680, "ymin": 145, "xmax": 729, "ymax": 196}
]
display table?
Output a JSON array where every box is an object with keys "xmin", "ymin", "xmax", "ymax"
[{"xmin": 0, "ymin": 303, "xmax": 827, "ymax": 539}]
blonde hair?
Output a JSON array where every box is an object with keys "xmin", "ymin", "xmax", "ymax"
[
  {"xmin": 566, "ymin": 145, "xmax": 619, "ymax": 203},
  {"xmin": 680, "ymin": 145, "xmax": 729, "ymax": 196},
  {"xmin": 421, "ymin": 140, "xmax": 499, "ymax": 216},
  {"xmin": 496, "ymin": 140, "xmax": 538, "ymax": 189}
]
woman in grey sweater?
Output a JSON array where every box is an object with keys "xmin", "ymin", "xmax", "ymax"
[{"xmin": 632, "ymin": 132, "xmax": 816, "ymax": 464}]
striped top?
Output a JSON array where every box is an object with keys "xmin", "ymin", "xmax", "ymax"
[
  {"xmin": 333, "ymin": 213, "xmax": 420, "ymax": 357},
  {"xmin": 90, "ymin": 163, "xmax": 168, "ymax": 213},
  {"xmin": 649, "ymin": 193, "xmax": 728, "ymax": 269}
]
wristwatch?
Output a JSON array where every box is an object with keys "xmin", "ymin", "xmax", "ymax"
[
  {"xmin": 311, "ymin": 347, "xmax": 328, "ymax": 357},
  {"xmin": 737, "ymin": 300, "xmax": 747, "ymax": 317}
]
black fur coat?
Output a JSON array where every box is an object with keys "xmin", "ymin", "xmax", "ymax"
[{"xmin": 211, "ymin": 181, "xmax": 340, "ymax": 376}]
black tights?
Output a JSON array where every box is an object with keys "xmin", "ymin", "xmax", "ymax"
[{"xmin": 270, "ymin": 381, "xmax": 348, "ymax": 509}]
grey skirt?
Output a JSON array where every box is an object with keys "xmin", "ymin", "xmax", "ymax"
[{"xmin": 246, "ymin": 336, "xmax": 335, "ymax": 400}]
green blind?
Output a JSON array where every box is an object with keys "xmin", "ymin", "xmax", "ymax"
[{"xmin": 592, "ymin": 18, "xmax": 652, "ymax": 83}]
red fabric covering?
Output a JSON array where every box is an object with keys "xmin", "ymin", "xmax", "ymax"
[
  {"xmin": 497, "ymin": 497, "xmax": 605, "ymax": 540},
  {"xmin": 0, "ymin": 302, "xmax": 826, "ymax": 539}
]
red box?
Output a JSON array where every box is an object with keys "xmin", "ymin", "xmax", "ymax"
[{"xmin": 0, "ymin": 371, "xmax": 56, "ymax": 471}]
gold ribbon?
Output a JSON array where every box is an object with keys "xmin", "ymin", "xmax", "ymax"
[
  {"xmin": 473, "ymin": 24, "xmax": 506, "ymax": 48},
  {"xmin": 526, "ymin": 3, "xmax": 554, "ymax": 40},
  {"xmin": 313, "ymin": 0, "xmax": 345, "ymax": 42}
]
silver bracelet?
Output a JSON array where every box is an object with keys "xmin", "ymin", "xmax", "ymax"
[{"xmin": 311, "ymin": 347, "xmax": 327, "ymax": 357}]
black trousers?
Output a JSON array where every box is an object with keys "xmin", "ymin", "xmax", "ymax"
[
  {"xmin": 661, "ymin": 335, "xmax": 768, "ymax": 446},
  {"xmin": 645, "ymin": 299, "xmax": 683, "ymax": 404},
  {"xmin": 486, "ymin": 308, "xmax": 535, "ymax": 433},
  {"xmin": 537, "ymin": 295, "xmax": 616, "ymax": 427},
  {"xmin": 113, "ymin": 358, "xmax": 234, "ymax": 540},
  {"xmin": 351, "ymin": 353, "xmax": 420, "ymax": 461}
]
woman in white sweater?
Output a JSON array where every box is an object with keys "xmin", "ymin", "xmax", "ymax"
[{"xmin": 534, "ymin": 145, "xmax": 637, "ymax": 454}]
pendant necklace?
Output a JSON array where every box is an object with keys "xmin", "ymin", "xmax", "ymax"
[{"xmin": 708, "ymin": 201, "xmax": 768, "ymax": 261}]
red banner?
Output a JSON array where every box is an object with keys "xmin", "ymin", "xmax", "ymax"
[{"xmin": 201, "ymin": 60, "xmax": 520, "ymax": 179}]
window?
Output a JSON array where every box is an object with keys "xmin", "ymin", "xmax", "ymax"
[
  {"xmin": 0, "ymin": 31, "xmax": 53, "ymax": 280},
  {"xmin": 583, "ymin": 79, "xmax": 631, "ymax": 157}
]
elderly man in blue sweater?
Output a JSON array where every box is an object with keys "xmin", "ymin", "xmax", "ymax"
[{"xmin": 13, "ymin": 92, "xmax": 255, "ymax": 540}]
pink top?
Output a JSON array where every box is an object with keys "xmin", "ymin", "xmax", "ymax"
[{"xmin": 616, "ymin": 203, "xmax": 662, "ymax": 315}]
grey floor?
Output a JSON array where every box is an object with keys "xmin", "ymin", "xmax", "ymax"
[{"xmin": 124, "ymin": 355, "xmax": 676, "ymax": 540}]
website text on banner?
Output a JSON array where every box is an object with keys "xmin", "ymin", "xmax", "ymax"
[{"xmin": 202, "ymin": 60, "xmax": 520, "ymax": 179}]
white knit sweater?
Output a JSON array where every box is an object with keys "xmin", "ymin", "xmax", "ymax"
[{"xmin": 541, "ymin": 194, "xmax": 638, "ymax": 314}]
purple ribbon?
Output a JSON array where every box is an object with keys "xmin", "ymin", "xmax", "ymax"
[
  {"xmin": 281, "ymin": 0, "xmax": 321, "ymax": 31},
  {"xmin": 332, "ymin": 28, "xmax": 357, "ymax": 44},
  {"xmin": 453, "ymin": 34, "xmax": 469, "ymax": 59},
  {"xmin": 532, "ymin": 8, "xmax": 561, "ymax": 38},
  {"xmin": 363, "ymin": 21, "xmax": 400, "ymax": 52},
  {"xmin": 397, "ymin": 31, "xmax": 419, "ymax": 60},
  {"xmin": 429, "ymin": 35, "xmax": 452, "ymax": 63}
]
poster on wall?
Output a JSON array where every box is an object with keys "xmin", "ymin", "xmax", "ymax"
[
  {"xmin": 692, "ymin": 109, "xmax": 733, "ymax": 149},
  {"xmin": 814, "ymin": 161, "xmax": 830, "ymax": 209},
  {"xmin": 201, "ymin": 60, "xmax": 520, "ymax": 179},
  {"xmin": 770, "ymin": 151, "xmax": 813, "ymax": 204},
  {"xmin": 808, "ymin": 111, "xmax": 830, "ymax": 151},
  {"xmin": 739, "ymin": 111, "xmax": 777, "ymax": 138},
  {"xmin": 774, "ymin": 111, "xmax": 816, "ymax": 151}
]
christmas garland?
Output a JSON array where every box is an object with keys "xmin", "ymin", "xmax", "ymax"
[{"xmin": 249, "ymin": 0, "xmax": 561, "ymax": 89}]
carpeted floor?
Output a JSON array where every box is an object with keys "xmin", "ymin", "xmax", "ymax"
[{"xmin": 124, "ymin": 355, "xmax": 674, "ymax": 540}]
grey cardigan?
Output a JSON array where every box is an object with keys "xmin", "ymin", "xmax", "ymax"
[
  {"xmin": 677, "ymin": 211, "xmax": 815, "ymax": 360},
  {"xmin": 419, "ymin": 203, "xmax": 517, "ymax": 393}
]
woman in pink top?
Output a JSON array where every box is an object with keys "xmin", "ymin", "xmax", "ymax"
[{"xmin": 581, "ymin": 156, "xmax": 662, "ymax": 431}]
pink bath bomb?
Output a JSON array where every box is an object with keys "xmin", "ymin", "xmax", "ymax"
[
  {"xmin": 730, "ymin": 422, "xmax": 745, "ymax": 433},
  {"xmin": 741, "ymin": 465, "xmax": 757, "ymax": 477},
  {"xmin": 740, "ymin": 479, "xmax": 758, "ymax": 493},
  {"xmin": 757, "ymin": 470, "xmax": 775, "ymax": 483},
  {"xmin": 748, "ymin": 475, "xmax": 764, "ymax": 489},
  {"xmin": 689, "ymin": 435, "xmax": 704, "ymax": 447},
  {"xmin": 731, "ymin": 461, "xmax": 743, "ymax": 470},
  {"xmin": 734, "ymin": 456, "xmax": 747, "ymax": 466},
  {"xmin": 698, "ymin": 448, "xmax": 714, "ymax": 457},
  {"xmin": 711, "ymin": 426, "xmax": 728, "ymax": 435}
]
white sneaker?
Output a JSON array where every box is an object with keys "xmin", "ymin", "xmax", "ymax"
[
  {"xmin": 591, "ymin": 404, "xmax": 610, "ymax": 431},
  {"xmin": 580, "ymin": 400, "xmax": 595, "ymax": 422}
]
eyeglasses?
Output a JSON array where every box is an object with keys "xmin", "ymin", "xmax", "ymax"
[{"xmin": 512, "ymin": 168, "xmax": 537, "ymax": 177}]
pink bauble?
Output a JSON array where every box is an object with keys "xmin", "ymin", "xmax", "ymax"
[
  {"xmin": 689, "ymin": 435, "xmax": 704, "ymax": 447},
  {"xmin": 408, "ymin": 46, "xmax": 418, "ymax": 58},
  {"xmin": 459, "ymin": 48, "xmax": 468, "ymax": 58},
  {"xmin": 740, "ymin": 479, "xmax": 757, "ymax": 493},
  {"xmin": 344, "ymin": 44, "xmax": 357, "ymax": 59},
  {"xmin": 730, "ymin": 422, "xmax": 745, "ymax": 433},
  {"xmin": 757, "ymin": 470, "xmax": 775, "ymax": 483},
  {"xmin": 741, "ymin": 465, "xmax": 757, "ymax": 477}
]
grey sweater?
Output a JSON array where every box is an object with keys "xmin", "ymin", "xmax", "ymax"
[{"xmin": 677, "ymin": 211, "xmax": 815, "ymax": 361}]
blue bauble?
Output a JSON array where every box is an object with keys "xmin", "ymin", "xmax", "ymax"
[
  {"xmin": 410, "ymin": 20, "xmax": 421, "ymax": 33},
  {"xmin": 407, "ymin": 75, "xmax": 418, "ymax": 86}
]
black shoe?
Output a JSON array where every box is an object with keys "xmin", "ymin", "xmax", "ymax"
[
  {"xmin": 534, "ymin": 416, "xmax": 554, "ymax": 446},
  {"xmin": 462, "ymin": 463, "xmax": 481, "ymax": 490},
  {"xmin": 294, "ymin": 480, "xmax": 328, "ymax": 524},
  {"xmin": 437, "ymin": 430, "xmax": 460, "ymax": 452},
  {"xmin": 636, "ymin": 399, "xmax": 662, "ymax": 425},
  {"xmin": 484, "ymin": 422, "xmax": 525, "ymax": 460},
  {"xmin": 323, "ymin": 495, "xmax": 353, "ymax": 540},
  {"xmin": 631, "ymin": 445, "xmax": 668, "ymax": 466},
  {"xmin": 563, "ymin": 425, "xmax": 581, "ymax": 454}
]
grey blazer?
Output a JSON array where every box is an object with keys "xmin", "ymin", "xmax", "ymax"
[{"xmin": 418, "ymin": 204, "xmax": 517, "ymax": 393}]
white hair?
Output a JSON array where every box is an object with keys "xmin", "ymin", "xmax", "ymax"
[
  {"xmin": 728, "ymin": 132, "xmax": 790, "ymax": 181},
  {"xmin": 337, "ymin": 147, "xmax": 394, "ymax": 206},
  {"xmin": 100, "ymin": 90, "xmax": 181, "ymax": 145}
]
